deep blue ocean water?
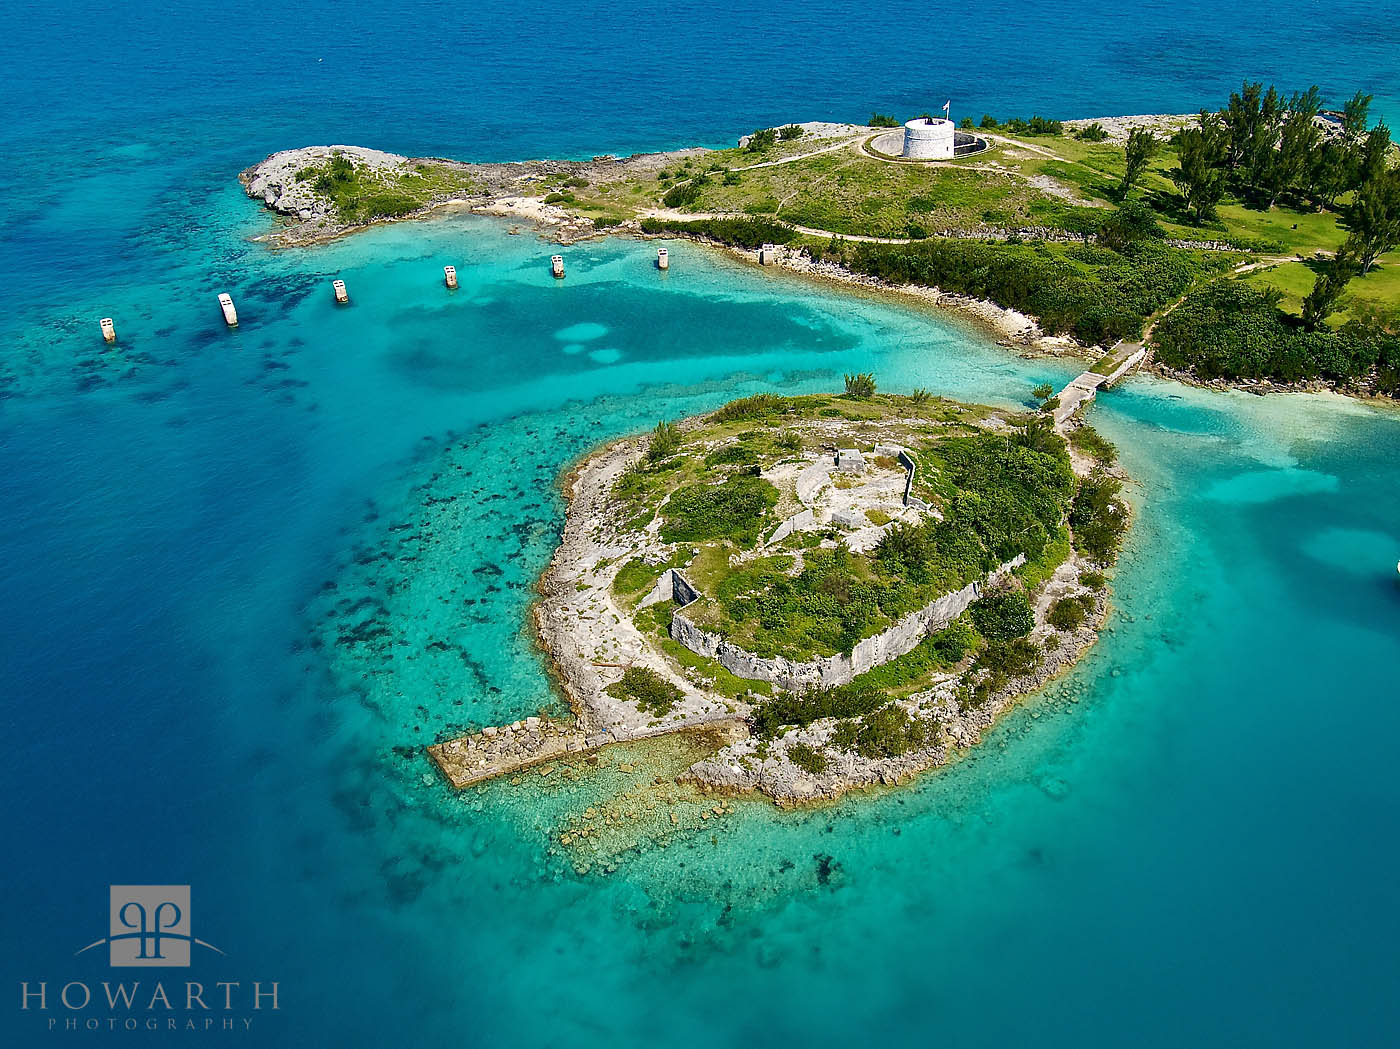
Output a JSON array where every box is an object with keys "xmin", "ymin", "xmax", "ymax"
[{"xmin": 2, "ymin": 3, "xmax": 1398, "ymax": 1046}]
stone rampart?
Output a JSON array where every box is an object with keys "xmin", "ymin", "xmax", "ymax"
[{"xmin": 670, "ymin": 555, "xmax": 1024, "ymax": 690}]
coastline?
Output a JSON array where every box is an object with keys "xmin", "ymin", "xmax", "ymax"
[
  {"xmin": 238, "ymin": 122, "xmax": 1395, "ymax": 404},
  {"xmin": 478, "ymin": 396, "xmax": 1130, "ymax": 806}
]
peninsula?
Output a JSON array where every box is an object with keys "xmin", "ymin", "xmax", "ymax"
[
  {"xmin": 428, "ymin": 382, "xmax": 1128, "ymax": 803},
  {"xmin": 243, "ymin": 86, "xmax": 1400, "ymax": 400}
]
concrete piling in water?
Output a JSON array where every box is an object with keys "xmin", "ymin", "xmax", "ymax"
[
  {"xmin": 99, "ymin": 317, "xmax": 116, "ymax": 343},
  {"xmin": 332, "ymin": 279, "xmax": 348, "ymax": 304},
  {"xmin": 444, "ymin": 265, "xmax": 458, "ymax": 290},
  {"xmin": 218, "ymin": 293, "xmax": 238, "ymax": 327},
  {"xmin": 657, "ymin": 248, "xmax": 669, "ymax": 271},
  {"xmin": 759, "ymin": 244, "xmax": 777, "ymax": 265},
  {"xmin": 551, "ymin": 254, "xmax": 565, "ymax": 279}
]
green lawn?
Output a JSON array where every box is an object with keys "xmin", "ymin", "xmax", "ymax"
[{"xmin": 1247, "ymin": 252, "xmax": 1400, "ymax": 324}]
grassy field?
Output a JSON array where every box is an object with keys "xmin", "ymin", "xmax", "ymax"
[
  {"xmin": 496, "ymin": 119, "xmax": 1400, "ymax": 379},
  {"xmin": 293, "ymin": 154, "xmax": 478, "ymax": 223},
  {"xmin": 1245, "ymin": 256, "xmax": 1400, "ymax": 324},
  {"xmin": 576, "ymin": 126, "xmax": 1368, "ymax": 263}
]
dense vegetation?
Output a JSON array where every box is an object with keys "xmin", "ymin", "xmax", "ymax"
[
  {"xmin": 715, "ymin": 420, "xmax": 1075, "ymax": 660},
  {"xmin": 1068, "ymin": 470, "xmax": 1129, "ymax": 562},
  {"xmin": 639, "ymin": 216, "xmax": 798, "ymax": 248},
  {"xmin": 660, "ymin": 473, "xmax": 780, "ymax": 544},
  {"xmin": 294, "ymin": 152, "xmax": 476, "ymax": 223},
  {"xmin": 969, "ymin": 587, "xmax": 1035, "ymax": 640},
  {"xmin": 606, "ymin": 666, "xmax": 682, "ymax": 716},
  {"xmin": 1147, "ymin": 83, "xmax": 1400, "ymax": 389},
  {"xmin": 845, "ymin": 238, "xmax": 1234, "ymax": 343},
  {"xmin": 1153, "ymin": 279, "xmax": 1400, "ymax": 392}
]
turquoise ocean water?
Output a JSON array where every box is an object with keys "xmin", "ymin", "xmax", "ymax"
[{"xmin": 2, "ymin": 2, "xmax": 1399, "ymax": 1045}]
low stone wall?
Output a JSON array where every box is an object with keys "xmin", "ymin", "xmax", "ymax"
[
  {"xmin": 670, "ymin": 555, "xmax": 1024, "ymax": 690},
  {"xmin": 765, "ymin": 508, "xmax": 816, "ymax": 547}
]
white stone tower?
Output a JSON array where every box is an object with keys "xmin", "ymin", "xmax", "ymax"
[{"xmin": 902, "ymin": 117, "xmax": 956, "ymax": 160}]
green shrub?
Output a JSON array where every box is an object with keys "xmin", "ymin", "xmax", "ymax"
[
  {"xmin": 349, "ymin": 191, "xmax": 420, "ymax": 220},
  {"xmin": 1096, "ymin": 200, "xmax": 1165, "ymax": 252},
  {"xmin": 1068, "ymin": 424, "xmax": 1118, "ymax": 464},
  {"xmin": 1047, "ymin": 595, "xmax": 1088, "ymax": 630},
  {"xmin": 776, "ymin": 430, "xmax": 803, "ymax": 452},
  {"xmin": 848, "ymin": 239, "xmax": 1232, "ymax": 345},
  {"xmin": 830, "ymin": 705, "xmax": 929, "ymax": 758},
  {"xmin": 646, "ymin": 420, "xmax": 682, "ymax": 462},
  {"xmin": 722, "ymin": 170, "xmax": 741, "ymax": 185},
  {"xmin": 746, "ymin": 127, "xmax": 778, "ymax": 152},
  {"xmin": 639, "ymin": 216, "xmax": 798, "ymax": 248},
  {"xmin": 844, "ymin": 372, "xmax": 877, "ymax": 398},
  {"xmin": 711, "ymin": 393, "xmax": 798, "ymax": 421},
  {"xmin": 870, "ymin": 113, "xmax": 900, "ymax": 128},
  {"xmin": 786, "ymin": 741, "xmax": 828, "ymax": 773},
  {"xmin": 704, "ymin": 443, "xmax": 758, "ymax": 467},
  {"xmin": 970, "ymin": 587, "xmax": 1035, "ymax": 640},
  {"xmin": 1032, "ymin": 382, "xmax": 1054, "ymax": 401},
  {"xmin": 607, "ymin": 665, "xmax": 682, "ymax": 715},
  {"xmin": 780, "ymin": 124, "xmax": 804, "ymax": 140},
  {"xmin": 661, "ymin": 474, "xmax": 779, "ymax": 544},
  {"xmin": 1153, "ymin": 278, "xmax": 1400, "ymax": 390},
  {"xmin": 564, "ymin": 175, "xmax": 589, "ymax": 188},
  {"xmin": 1080, "ymin": 569, "xmax": 1107, "ymax": 590},
  {"xmin": 1075, "ymin": 122, "xmax": 1110, "ymax": 142},
  {"xmin": 662, "ymin": 181, "xmax": 704, "ymax": 208},
  {"xmin": 975, "ymin": 637, "xmax": 1041, "ymax": 689},
  {"xmin": 909, "ymin": 387, "xmax": 931, "ymax": 405},
  {"xmin": 754, "ymin": 682, "xmax": 885, "ymax": 736}
]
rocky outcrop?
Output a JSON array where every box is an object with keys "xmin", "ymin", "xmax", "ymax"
[{"xmin": 240, "ymin": 145, "xmax": 413, "ymax": 221}]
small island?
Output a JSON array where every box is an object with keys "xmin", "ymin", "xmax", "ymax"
[
  {"xmin": 430, "ymin": 381, "xmax": 1128, "ymax": 803},
  {"xmin": 240, "ymin": 87, "xmax": 1394, "ymax": 802}
]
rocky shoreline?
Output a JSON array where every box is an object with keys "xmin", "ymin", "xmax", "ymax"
[
  {"xmin": 519, "ymin": 405, "xmax": 1126, "ymax": 806},
  {"xmin": 685, "ymin": 592, "xmax": 1108, "ymax": 806}
]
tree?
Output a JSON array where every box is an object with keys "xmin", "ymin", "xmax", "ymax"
[
  {"xmin": 1117, "ymin": 128, "xmax": 1159, "ymax": 200},
  {"xmin": 1312, "ymin": 137, "xmax": 1358, "ymax": 209},
  {"xmin": 1221, "ymin": 81, "xmax": 1281, "ymax": 182},
  {"xmin": 1171, "ymin": 115, "xmax": 1230, "ymax": 222},
  {"xmin": 1242, "ymin": 86, "xmax": 1283, "ymax": 197},
  {"xmin": 1262, "ymin": 90, "xmax": 1323, "ymax": 209},
  {"xmin": 1358, "ymin": 122, "xmax": 1393, "ymax": 187},
  {"xmin": 1031, "ymin": 383, "xmax": 1054, "ymax": 401},
  {"xmin": 1342, "ymin": 91, "xmax": 1373, "ymax": 137},
  {"xmin": 1347, "ymin": 168, "xmax": 1400, "ymax": 273},
  {"xmin": 1302, "ymin": 246, "xmax": 1360, "ymax": 331}
]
